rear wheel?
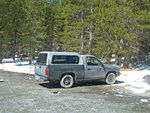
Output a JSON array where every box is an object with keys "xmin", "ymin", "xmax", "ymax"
[
  {"xmin": 105, "ymin": 72, "xmax": 116, "ymax": 85},
  {"xmin": 60, "ymin": 75, "xmax": 74, "ymax": 88}
]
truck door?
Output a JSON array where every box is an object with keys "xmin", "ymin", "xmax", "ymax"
[
  {"xmin": 85, "ymin": 56, "xmax": 106, "ymax": 80},
  {"xmin": 35, "ymin": 53, "xmax": 48, "ymax": 76}
]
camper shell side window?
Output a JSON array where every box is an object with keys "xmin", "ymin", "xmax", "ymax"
[{"xmin": 52, "ymin": 55, "xmax": 79, "ymax": 64}]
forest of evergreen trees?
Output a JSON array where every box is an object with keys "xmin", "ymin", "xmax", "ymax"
[{"xmin": 0, "ymin": 0, "xmax": 150, "ymax": 68}]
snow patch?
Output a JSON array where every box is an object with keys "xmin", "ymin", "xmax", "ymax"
[
  {"xmin": 0, "ymin": 59, "xmax": 34, "ymax": 74},
  {"xmin": 114, "ymin": 94, "xmax": 124, "ymax": 97},
  {"xmin": 117, "ymin": 71, "xmax": 150, "ymax": 94},
  {"xmin": 140, "ymin": 99, "xmax": 149, "ymax": 103}
]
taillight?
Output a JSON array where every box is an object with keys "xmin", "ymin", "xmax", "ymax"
[{"xmin": 45, "ymin": 67, "xmax": 48, "ymax": 76}]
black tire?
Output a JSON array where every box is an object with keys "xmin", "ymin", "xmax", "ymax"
[
  {"xmin": 105, "ymin": 72, "xmax": 116, "ymax": 85},
  {"xmin": 60, "ymin": 75, "xmax": 74, "ymax": 88}
]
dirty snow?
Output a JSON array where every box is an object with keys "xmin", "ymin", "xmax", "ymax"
[
  {"xmin": 140, "ymin": 99, "xmax": 149, "ymax": 103},
  {"xmin": 0, "ymin": 59, "xmax": 34, "ymax": 74},
  {"xmin": 0, "ymin": 58, "xmax": 150, "ymax": 95}
]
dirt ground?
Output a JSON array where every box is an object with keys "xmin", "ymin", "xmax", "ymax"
[{"xmin": 0, "ymin": 70, "xmax": 150, "ymax": 113}]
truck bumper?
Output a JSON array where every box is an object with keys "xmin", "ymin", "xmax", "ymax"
[{"xmin": 34, "ymin": 74, "xmax": 48, "ymax": 81}]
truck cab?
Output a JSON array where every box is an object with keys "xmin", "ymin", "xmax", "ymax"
[{"xmin": 35, "ymin": 52, "xmax": 120, "ymax": 88}]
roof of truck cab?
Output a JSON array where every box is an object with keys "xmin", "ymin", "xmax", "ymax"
[
  {"xmin": 40, "ymin": 51, "xmax": 80, "ymax": 56},
  {"xmin": 81, "ymin": 55, "xmax": 94, "ymax": 57}
]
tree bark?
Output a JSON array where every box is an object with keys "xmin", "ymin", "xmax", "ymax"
[
  {"xmin": 0, "ymin": 43, "xmax": 3, "ymax": 63},
  {"xmin": 80, "ymin": 4, "xmax": 84, "ymax": 55},
  {"xmin": 123, "ymin": 41, "xmax": 131, "ymax": 68},
  {"xmin": 13, "ymin": 38, "xmax": 17, "ymax": 60},
  {"xmin": 88, "ymin": 0, "xmax": 94, "ymax": 55},
  {"xmin": 29, "ymin": 52, "xmax": 32, "ymax": 65},
  {"xmin": 51, "ymin": 16, "xmax": 54, "ymax": 51}
]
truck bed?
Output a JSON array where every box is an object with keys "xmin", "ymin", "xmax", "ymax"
[{"xmin": 48, "ymin": 64, "xmax": 85, "ymax": 81}]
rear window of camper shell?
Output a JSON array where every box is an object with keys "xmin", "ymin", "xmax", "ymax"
[{"xmin": 37, "ymin": 53, "xmax": 47, "ymax": 65}]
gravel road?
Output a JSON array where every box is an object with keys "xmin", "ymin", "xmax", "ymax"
[{"xmin": 0, "ymin": 70, "xmax": 150, "ymax": 113}]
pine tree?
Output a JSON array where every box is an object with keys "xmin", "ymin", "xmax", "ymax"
[
  {"xmin": 59, "ymin": 0, "xmax": 89, "ymax": 54},
  {"xmin": 0, "ymin": 0, "xmax": 26, "ymax": 60},
  {"xmin": 92, "ymin": 0, "xmax": 149, "ymax": 67},
  {"xmin": 43, "ymin": 0, "xmax": 61, "ymax": 51},
  {"xmin": 0, "ymin": 0, "xmax": 149, "ymax": 67},
  {"xmin": 122, "ymin": 0, "xmax": 149, "ymax": 68},
  {"xmin": 133, "ymin": 0, "xmax": 150, "ymax": 65},
  {"xmin": 0, "ymin": 0, "xmax": 7, "ymax": 62},
  {"xmin": 93, "ymin": 0, "xmax": 126, "ymax": 64},
  {"xmin": 21, "ymin": 0, "xmax": 46, "ymax": 64}
]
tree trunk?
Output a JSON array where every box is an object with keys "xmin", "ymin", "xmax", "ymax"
[
  {"xmin": 80, "ymin": 30, "xmax": 84, "ymax": 54},
  {"xmin": 0, "ymin": 44, "xmax": 3, "ymax": 63},
  {"xmin": 50, "ymin": 16, "xmax": 54, "ymax": 51},
  {"xmin": 123, "ymin": 41, "xmax": 131, "ymax": 68},
  {"xmin": 106, "ymin": 52, "xmax": 112, "ymax": 64},
  {"xmin": 13, "ymin": 38, "xmax": 17, "ymax": 60},
  {"xmin": 0, "ymin": 57, "xmax": 2, "ymax": 63},
  {"xmin": 80, "ymin": 5, "xmax": 84, "ymax": 55},
  {"xmin": 88, "ymin": 0, "xmax": 94, "ymax": 55},
  {"xmin": 29, "ymin": 52, "xmax": 32, "ymax": 65},
  {"xmin": 115, "ymin": 58, "xmax": 121, "ymax": 66}
]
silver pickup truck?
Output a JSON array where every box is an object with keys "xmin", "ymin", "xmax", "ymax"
[{"xmin": 35, "ymin": 51, "xmax": 120, "ymax": 88}]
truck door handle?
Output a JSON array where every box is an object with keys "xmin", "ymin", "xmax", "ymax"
[{"xmin": 87, "ymin": 68, "xmax": 91, "ymax": 70}]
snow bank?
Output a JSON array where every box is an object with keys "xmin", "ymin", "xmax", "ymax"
[
  {"xmin": 0, "ymin": 59, "xmax": 34, "ymax": 74},
  {"xmin": 117, "ymin": 71, "xmax": 150, "ymax": 94}
]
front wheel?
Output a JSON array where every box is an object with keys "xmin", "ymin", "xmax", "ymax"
[
  {"xmin": 60, "ymin": 75, "xmax": 74, "ymax": 88},
  {"xmin": 105, "ymin": 73, "xmax": 116, "ymax": 85}
]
